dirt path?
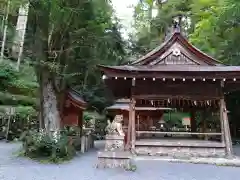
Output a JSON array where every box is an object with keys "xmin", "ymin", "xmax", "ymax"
[{"xmin": 0, "ymin": 141, "xmax": 239, "ymax": 180}]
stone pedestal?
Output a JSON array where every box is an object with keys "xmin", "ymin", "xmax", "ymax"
[
  {"xmin": 104, "ymin": 135, "xmax": 124, "ymax": 151},
  {"xmin": 97, "ymin": 151, "xmax": 132, "ymax": 169},
  {"xmin": 97, "ymin": 134, "xmax": 132, "ymax": 168}
]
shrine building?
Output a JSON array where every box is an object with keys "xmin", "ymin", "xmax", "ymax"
[{"xmin": 99, "ymin": 24, "xmax": 240, "ymax": 158}]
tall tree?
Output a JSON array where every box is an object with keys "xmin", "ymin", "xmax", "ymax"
[
  {"xmin": 3, "ymin": 0, "xmax": 126, "ymax": 135},
  {"xmin": 131, "ymin": 0, "xmax": 192, "ymax": 55}
]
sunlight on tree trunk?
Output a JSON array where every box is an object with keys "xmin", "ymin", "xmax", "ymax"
[
  {"xmin": 12, "ymin": 1, "xmax": 30, "ymax": 71},
  {"xmin": 0, "ymin": 0, "xmax": 10, "ymax": 61}
]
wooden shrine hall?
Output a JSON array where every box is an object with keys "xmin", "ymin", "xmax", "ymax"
[
  {"xmin": 62, "ymin": 87, "xmax": 87, "ymax": 129},
  {"xmin": 99, "ymin": 27, "xmax": 240, "ymax": 158}
]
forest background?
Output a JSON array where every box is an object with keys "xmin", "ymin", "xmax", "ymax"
[{"xmin": 0, "ymin": 0, "xmax": 239, "ymax": 139}]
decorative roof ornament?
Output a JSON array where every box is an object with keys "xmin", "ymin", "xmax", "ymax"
[
  {"xmin": 164, "ymin": 16, "xmax": 181, "ymax": 41},
  {"xmin": 172, "ymin": 48, "xmax": 181, "ymax": 56},
  {"xmin": 173, "ymin": 16, "xmax": 181, "ymax": 33}
]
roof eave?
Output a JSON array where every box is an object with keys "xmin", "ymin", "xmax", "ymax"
[{"xmin": 67, "ymin": 88, "xmax": 87, "ymax": 108}]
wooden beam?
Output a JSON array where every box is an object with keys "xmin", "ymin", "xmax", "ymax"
[
  {"xmin": 136, "ymin": 131, "xmax": 222, "ymax": 136},
  {"xmin": 220, "ymin": 98, "xmax": 233, "ymax": 157},
  {"xmin": 102, "ymin": 70, "xmax": 240, "ymax": 80},
  {"xmin": 133, "ymin": 94, "xmax": 221, "ymax": 101},
  {"xmin": 135, "ymin": 140, "xmax": 225, "ymax": 148}
]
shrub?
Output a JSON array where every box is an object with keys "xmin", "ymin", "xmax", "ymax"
[
  {"xmin": 62, "ymin": 126, "xmax": 80, "ymax": 136},
  {"xmin": 19, "ymin": 130, "xmax": 76, "ymax": 163}
]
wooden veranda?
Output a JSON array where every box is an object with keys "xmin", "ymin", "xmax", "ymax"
[{"xmin": 99, "ymin": 29, "xmax": 240, "ymax": 158}]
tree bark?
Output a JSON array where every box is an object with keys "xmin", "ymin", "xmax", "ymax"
[
  {"xmin": 31, "ymin": 0, "xmax": 62, "ymax": 134},
  {"xmin": 41, "ymin": 71, "xmax": 61, "ymax": 134},
  {"xmin": 31, "ymin": 0, "xmax": 73, "ymax": 134}
]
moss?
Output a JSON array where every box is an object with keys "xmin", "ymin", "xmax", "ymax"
[{"xmin": 124, "ymin": 163, "xmax": 137, "ymax": 172}]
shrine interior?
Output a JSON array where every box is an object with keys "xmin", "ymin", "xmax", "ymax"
[
  {"xmin": 134, "ymin": 99, "xmax": 222, "ymax": 145},
  {"xmin": 107, "ymin": 98, "xmax": 223, "ymax": 147}
]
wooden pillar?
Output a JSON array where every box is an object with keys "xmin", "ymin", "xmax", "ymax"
[
  {"xmin": 78, "ymin": 110, "xmax": 83, "ymax": 137},
  {"xmin": 149, "ymin": 116, "xmax": 153, "ymax": 127},
  {"xmin": 220, "ymin": 98, "xmax": 233, "ymax": 157},
  {"xmin": 146, "ymin": 115, "xmax": 150, "ymax": 129},
  {"xmin": 137, "ymin": 115, "xmax": 140, "ymax": 131},
  {"xmin": 126, "ymin": 103, "xmax": 132, "ymax": 150},
  {"xmin": 190, "ymin": 110, "xmax": 197, "ymax": 135},
  {"xmin": 219, "ymin": 101, "xmax": 225, "ymax": 142},
  {"xmin": 202, "ymin": 111, "xmax": 208, "ymax": 140},
  {"xmin": 131, "ymin": 98, "xmax": 136, "ymax": 151}
]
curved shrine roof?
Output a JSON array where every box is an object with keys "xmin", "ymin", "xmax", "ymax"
[
  {"xmin": 98, "ymin": 32, "xmax": 240, "ymax": 78},
  {"xmin": 67, "ymin": 88, "xmax": 87, "ymax": 109},
  {"xmin": 130, "ymin": 32, "xmax": 223, "ymax": 66},
  {"xmin": 98, "ymin": 31, "xmax": 240, "ymax": 97}
]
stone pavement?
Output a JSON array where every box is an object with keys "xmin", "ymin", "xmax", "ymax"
[{"xmin": 0, "ymin": 141, "xmax": 240, "ymax": 180}]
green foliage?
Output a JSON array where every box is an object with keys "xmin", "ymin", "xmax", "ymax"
[
  {"xmin": 189, "ymin": 0, "xmax": 224, "ymax": 58},
  {"xmin": 20, "ymin": 130, "xmax": 76, "ymax": 163},
  {"xmin": 83, "ymin": 111, "xmax": 106, "ymax": 139},
  {"xmin": 124, "ymin": 162, "xmax": 137, "ymax": 172},
  {"xmin": 0, "ymin": 92, "xmax": 37, "ymax": 107},
  {"xmin": 0, "ymin": 105, "xmax": 36, "ymax": 118},
  {"xmin": 0, "ymin": 61, "xmax": 18, "ymax": 91},
  {"xmin": 163, "ymin": 112, "xmax": 190, "ymax": 127},
  {"xmin": 131, "ymin": 0, "xmax": 192, "ymax": 55},
  {"xmin": 10, "ymin": 62, "xmax": 38, "ymax": 96},
  {"xmin": 63, "ymin": 0, "xmax": 126, "ymax": 111},
  {"xmin": 83, "ymin": 111, "xmax": 105, "ymax": 122},
  {"xmin": 62, "ymin": 126, "xmax": 80, "ymax": 137},
  {"xmin": 17, "ymin": 0, "xmax": 126, "ymax": 112},
  {"xmin": 0, "ymin": 59, "xmax": 38, "ymax": 97},
  {"xmin": 0, "ymin": 59, "xmax": 38, "ymax": 140}
]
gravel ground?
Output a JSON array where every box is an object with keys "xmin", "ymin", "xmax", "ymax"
[{"xmin": 0, "ymin": 141, "xmax": 240, "ymax": 180}]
